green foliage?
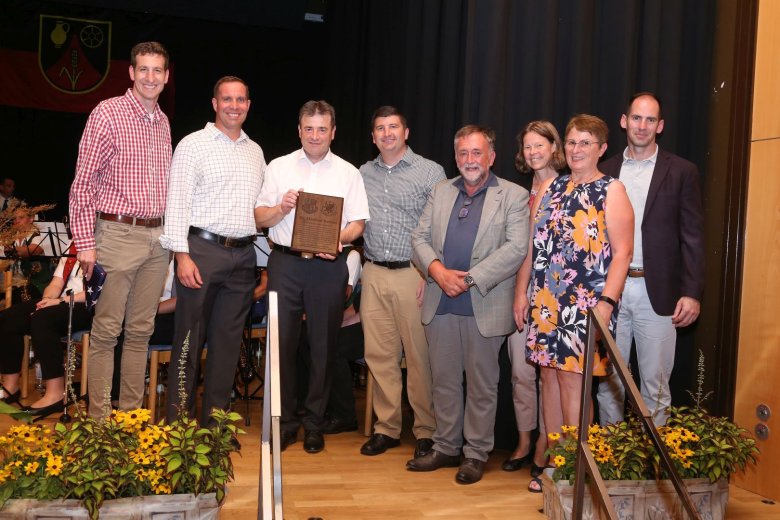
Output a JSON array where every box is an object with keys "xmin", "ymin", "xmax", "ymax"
[
  {"xmin": 547, "ymin": 406, "xmax": 759, "ymax": 484},
  {"xmin": 0, "ymin": 408, "xmax": 244, "ymax": 519}
]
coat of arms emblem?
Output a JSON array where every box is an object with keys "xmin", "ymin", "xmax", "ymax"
[{"xmin": 38, "ymin": 15, "xmax": 112, "ymax": 94}]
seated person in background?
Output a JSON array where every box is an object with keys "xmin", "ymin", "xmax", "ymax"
[
  {"xmin": 323, "ymin": 247, "xmax": 363, "ymax": 434},
  {"xmin": 0, "ymin": 251, "xmax": 90, "ymax": 415},
  {"xmin": 2, "ymin": 204, "xmax": 50, "ymax": 303}
]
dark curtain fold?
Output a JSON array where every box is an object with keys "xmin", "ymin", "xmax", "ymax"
[{"xmin": 323, "ymin": 0, "xmax": 714, "ymax": 187}]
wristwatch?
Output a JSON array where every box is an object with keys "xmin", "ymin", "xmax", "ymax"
[{"xmin": 463, "ymin": 273, "xmax": 476, "ymax": 287}]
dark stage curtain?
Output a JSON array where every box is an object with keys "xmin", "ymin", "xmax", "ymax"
[{"xmin": 322, "ymin": 0, "xmax": 714, "ymax": 187}]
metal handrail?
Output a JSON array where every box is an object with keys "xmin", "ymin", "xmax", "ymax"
[{"xmin": 572, "ymin": 308, "xmax": 701, "ymax": 520}]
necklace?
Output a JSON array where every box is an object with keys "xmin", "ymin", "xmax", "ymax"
[{"xmin": 570, "ymin": 172, "xmax": 600, "ymax": 185}]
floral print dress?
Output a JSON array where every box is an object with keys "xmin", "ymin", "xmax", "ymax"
[{"xmin": 525, "ymin": 175, "xmax": 616, "ymax": 375}]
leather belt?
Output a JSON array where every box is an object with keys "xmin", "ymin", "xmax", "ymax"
[
  {"xmin": 272, "ymin": 243, "xmax": 314, "ymax": 259},
  {"xmin": 627, "ymin": 268, "xmax": 645, "ymax": 278},
  {"xmin": 189, "ymin": 226, "xmax": 254, "ymax": 248},
  {"xmin": 368, "ymin": 259, "xmax": 411, "ymax": 270},
  {"xmin": 98, "ymin": 212, "xmax": 162, "ymax": 227}
]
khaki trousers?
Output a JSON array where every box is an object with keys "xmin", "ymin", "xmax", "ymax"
[
  {"xmin": 361, "ymin": 262, "xmax": 435, "ymax": 439},
  {"xmin": 88, "ymin": 219, "xmax": 169, "ymax": 417}
]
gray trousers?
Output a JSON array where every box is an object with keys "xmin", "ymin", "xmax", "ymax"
[
  {"xmin": 166, "ymin": 235, "xmax": 255, "ymax": 425},
  {"xmin": 425, "ymin": 313, "xmax": 503, "ymax": 461}
]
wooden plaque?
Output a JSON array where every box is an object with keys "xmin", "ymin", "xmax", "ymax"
[{"xmin": 290, "ymin": 192, "xmax": 343, "ymax": 257}]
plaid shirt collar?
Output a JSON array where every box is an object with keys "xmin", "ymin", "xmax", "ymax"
[
  {"xmin": 371, "ymin": 145, "xmax": 420, "ymax": 170},
  {"xmin": 123, "ymin": 88, "xmax": 164, "ymax": 123},
  {"xmin": 203, "ymin": 121, "xmax": 249, "ymax": 143}
]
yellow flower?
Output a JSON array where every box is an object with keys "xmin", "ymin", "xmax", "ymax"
[
  {"xmin": 561, "ymin": 425, "xmax": 578, "ymax": 435},
  {"xmin": 24, "ymin": 461, "xmax": 40, "ymax": 475},
  {"xmin": 46, "ymin": 455, "xmax": 63, "ymax": 476},
  {"xmin": 154, "ymin": 483, "xmax": 172, "ymax": 495},
  {"xmin": 548, "ymin": 432, "xmax": 561, "ymax": 441},
  {"xmin": 554, "ymin": 455, "xmax": 567, "ymax": 467}
]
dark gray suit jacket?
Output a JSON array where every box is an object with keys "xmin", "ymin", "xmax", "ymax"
[{"xmin": 600, "ymin": 148, "xmax": 704, "ymax": 315}]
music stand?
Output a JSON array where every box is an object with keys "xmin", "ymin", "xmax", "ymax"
[{"xmin": 32, "ymin": 221, "xmax": 72, "ymax": 257}]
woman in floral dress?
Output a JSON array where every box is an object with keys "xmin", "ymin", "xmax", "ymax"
[{"xmin": 514, "ymin": 114, "xmax": 633, "ymax": 445}]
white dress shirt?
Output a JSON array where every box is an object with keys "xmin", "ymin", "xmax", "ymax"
[
  {"xmin": 257, "ymin": 149, "xmax": 370, "ymax": 247},
  {"xmin": 160, "ymin": 123, "xmax": 266, "ymax": 253}
]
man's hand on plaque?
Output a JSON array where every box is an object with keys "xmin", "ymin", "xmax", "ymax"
[
  {"xmin": 280, "ymin": 189, "xmax": 302, "ymax": 215},
  {"xmin": 315, "ymin": 241, "xmax": 342, "ymax": 261}
]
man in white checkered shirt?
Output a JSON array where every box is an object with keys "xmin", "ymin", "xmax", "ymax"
[
  {"xmin": 159, "ymin": 76, "xmax": 266, "ymax": 425},
  {"xmin": 358, "ymin": 106, "xmax": 445, "ymax": 460}
]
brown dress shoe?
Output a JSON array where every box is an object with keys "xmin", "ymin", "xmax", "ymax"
[
  {"xmin": 405, "ymin": 449, "xmax": 461, "ymax": 471},
  {"xmin": 455, "ymin": 458, "xmax": 485, "ymax": 484}
]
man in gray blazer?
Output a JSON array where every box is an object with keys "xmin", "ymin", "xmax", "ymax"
[{"xmin": 408, "ymin": 125, "xmax": 529, "ymax": 484}]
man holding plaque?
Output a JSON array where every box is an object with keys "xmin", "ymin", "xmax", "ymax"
[
  {"xmin": 256, "ymin": 100, "xmax": 370, "ymax": 454},
  {"xmin": 409, "ymin": 125, "xmax": 529, "ymax": 484},
  {"xmin": 160, "ymin": 76, "xmax": 266, "ymax": 425},
  {"xmin": 358, "ymin": 106, "xmax": 444, "ymax": 459}
]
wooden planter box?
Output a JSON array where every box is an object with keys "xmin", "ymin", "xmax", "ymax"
[
  {"xmin": 541, "ymin": 469, "xmax": 729, "ymax": 520},
  {"xmin": 0, "ymin": 493, "xmax": 219, "ymax": 519}
]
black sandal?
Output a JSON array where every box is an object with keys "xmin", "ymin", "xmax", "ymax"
[
  {"xmin": 0, "ymin": 385, "xmax": 21, "ymax": 405},
  {"xmin": 528, "ymin": 477, "xmax": 542, "ymax": 493}
]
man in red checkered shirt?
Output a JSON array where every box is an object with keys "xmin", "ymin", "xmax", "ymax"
[{"xmin": 69, "ymin": 42, "xmax": 172, "ymax": 417}]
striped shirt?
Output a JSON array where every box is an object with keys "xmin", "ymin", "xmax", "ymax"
[
  {"xmin": 69, "ymin": 89, "xmax": 172, "ymax": 251},
  {"xmin": 159, "ymin": 123, "xmax": 266, "ymax": 253},
  {"xmin": 359, "ymin": 147, "xmax": 445, "ymax": 262}
]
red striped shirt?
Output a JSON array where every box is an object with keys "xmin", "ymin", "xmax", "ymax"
[{"xmin": 69, "ymin": 89, "xmax": 171, "ymax": 251}]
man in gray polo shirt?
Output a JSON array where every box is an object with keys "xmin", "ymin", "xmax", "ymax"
[
  {"xmin": 409, "ymin": 125, "xmax": 528, "ymax": 484},
  {"xmin": 358, "ymin": 106, "xmax": 445, "ymax": 459}
]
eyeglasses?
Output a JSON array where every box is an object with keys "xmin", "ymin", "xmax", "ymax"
[
  {"xmin": 564, "ymin": 139, "xmax": 599, "ymax": 149},
  {"xmin": 458, "ymin": 197, "xmax": 473, "ymax": 219}
]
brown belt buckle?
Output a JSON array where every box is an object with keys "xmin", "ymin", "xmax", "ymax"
[{"xmin": 301, "ymin": 252, "xmax": 314, "ymax": 260}]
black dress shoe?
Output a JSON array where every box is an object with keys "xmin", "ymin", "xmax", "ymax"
[
  {"xmin": 278, "ymin": 429, "xmax": 298, "ymax": 452},
  {"xmin": 501, "ymin": 453, "xmax": 531, "ymax": 472},
  {"xmin": 405, "ymin": 449, "xmax": 460, "ymax": 471},
  {"xmin": 25, "ymin": 401, "xmax": 65, "ymax": 417},
  {"xmin": 360, "ymin": 433, "xmax": 400, "ymax": 456},
  {"xmin": 323, "ymin": 417, "xmax": 358, "ymax": 435},
  {"xmin": 455, "ymin": 458, "xmax": 485, "ymax": 484},
  {"xmin": 0, "ymin": 386, "xmax": 21, "ymax": 405},
  {"xmin": 414, "ymin": 438, "xmax": 434, "ymax": 458},
  {"xmin": 304, "ymin": 430, "xmax": 325, "ymax": 453}
]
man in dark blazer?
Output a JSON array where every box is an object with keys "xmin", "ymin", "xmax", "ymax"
[
  {"xmin": 597, "ymin": 92, "xmax": 704, "ymax": 426},
  {"xmin": 408, "ymin": 125, "xmax": 529, "ymax": 484}
]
